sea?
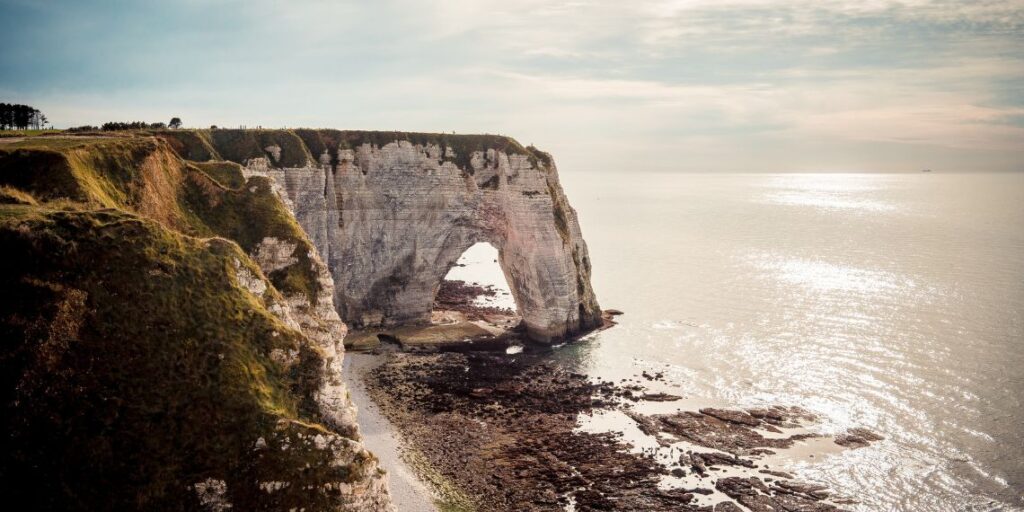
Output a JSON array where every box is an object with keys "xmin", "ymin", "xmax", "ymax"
[{"xmin": 445, "ymin": 171, "xmax": 1024, "ymax": 511}]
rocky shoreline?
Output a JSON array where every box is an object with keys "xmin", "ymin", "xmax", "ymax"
[
  {"xmin": 434, "ymin": 279, "xmax": 516, "ymax": 320},
  {"xmin": 358, "ymin": 348, "xmax": 881, "ymax": 512}
]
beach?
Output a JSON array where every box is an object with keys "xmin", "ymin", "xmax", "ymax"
[{"xmin": 343, "ymin": 353, "xmax": 438, "ymax": 511}]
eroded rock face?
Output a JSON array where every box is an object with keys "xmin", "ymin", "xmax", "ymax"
[{"xmin": 244, "ymin": 138, "xmax": 601, "ymax": 342}]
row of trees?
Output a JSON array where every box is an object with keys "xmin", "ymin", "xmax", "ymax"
[
  {"xmin": 0, "ymin": 103, "xmax": 47, "ymax": 130},
  {"xmin": 69, "ymin": 117, "xmax": 183, "ymax": 132}
]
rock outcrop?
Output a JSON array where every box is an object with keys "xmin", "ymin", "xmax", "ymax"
[{"xmin": 169, "ymin": 129, "xmax": 602, "ymax": 342}]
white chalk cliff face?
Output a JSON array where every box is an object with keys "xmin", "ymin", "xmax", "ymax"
[{"xmin": 242, "ymin": 134, "xmax": 602, "ymax": 342}]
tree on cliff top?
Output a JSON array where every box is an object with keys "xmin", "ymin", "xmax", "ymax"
[
  {"xmin": 0, "ymin": 103, "xmax": 44, "ymax": 130},
  {"xmin": 169, "ymin": 117, "xmax": 182, "ymax": 129}
]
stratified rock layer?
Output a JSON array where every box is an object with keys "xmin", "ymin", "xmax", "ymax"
[{"xmin": 183, "ymin": 129, "xmax": 602, "ymax": 342}]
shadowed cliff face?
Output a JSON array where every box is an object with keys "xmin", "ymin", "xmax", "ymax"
[
  {"xmin": 0, "ymin": 136, "xmax": 393, "ymax": 511},
  {"xmin": 166, "ymin": 129, "xmax": 602, "ymax": 342}
]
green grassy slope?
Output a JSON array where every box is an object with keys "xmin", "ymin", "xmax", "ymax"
[
  {"xmin": 0, "ymin": 135, "xmax": 377, "ymax": 510},
  {"xmin": 0, "ymin": 136, "xmax": 322, "ymax": 304}
]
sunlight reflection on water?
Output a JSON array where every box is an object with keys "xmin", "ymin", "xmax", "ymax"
[
  {"xmin": 458, "ymin": 172, "xmax": 1024, "ymax": 511},
  {"xmin": 762, "ymin": 174, "xmax": 898, "ymax": 212},
  {"xmin": 765, "ymin": 191, "xmax": 897, "ymax": 212},
  {"xmin": 750, "ymin": 254, "xmax": 914, "ymax": 294}
]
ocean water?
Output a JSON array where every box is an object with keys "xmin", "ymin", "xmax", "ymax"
[{"xmin": 451, "ymin": 172, "xmax": 1023, "ymax": 511}]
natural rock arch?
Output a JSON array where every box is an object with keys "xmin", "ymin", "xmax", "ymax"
[
  {"xmin": 194, "ymin": 130, "xmax": 602, "ymax": 342},
  {"xmin": 324, "ymin": 140, "xmax": 602, "ymax": 342}
]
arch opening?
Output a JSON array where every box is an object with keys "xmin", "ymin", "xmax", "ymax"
[{"xmin": 431, "ymin": 242, "xmax": 522, "ymax": 337}]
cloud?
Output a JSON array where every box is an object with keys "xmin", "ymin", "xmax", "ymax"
[{"xmin": 0, "ymin": 0, "xmax": 1021, "ymax": 171}]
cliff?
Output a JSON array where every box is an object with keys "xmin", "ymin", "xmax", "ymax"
[
  {"xmin": 0, "ymin": 127, "xmax": 601, "ymax": 509},
  {"xmin": 0, "ymin": 136, "xmax": 392, "ymax": 510},
  {"xmin": 157, "ymin": 129, "xmax": 602, "ymax": 342}
]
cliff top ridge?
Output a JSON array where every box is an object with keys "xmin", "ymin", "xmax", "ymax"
[{"xmin": 26, "ymin": 128, "xmax": 555, "ymax": 171}]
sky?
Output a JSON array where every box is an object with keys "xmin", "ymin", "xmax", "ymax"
[{"xmin": 1, "ymin": 0, "xmax": 1022, "ymax": 172}]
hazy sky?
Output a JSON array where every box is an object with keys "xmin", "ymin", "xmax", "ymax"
[{"xmin": 1, "ymin": 0, "xmax": 1022, "ymax": 172}]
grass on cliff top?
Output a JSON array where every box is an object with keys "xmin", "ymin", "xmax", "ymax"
[
  {"xmin": 295, "ymin": 129, "xmax": 553, "ymax": 172},
  {"xmin": 0, "ymin": 136, "xmax": 322, "ymax": 304},
  {"xmin": 202, "ymin": 129, "xmax": 314, "ymax": 168},
  {"xmin": 0, "ymin": 137, "xmax": 141, "ymax": 205},
  {"xmin": 151, "ymin": 129, "xmax": 221, "ymax": 162},
  {"xmin": 0, "ymin": 135, "xmax": 123, "ymax": 150},
  {"xmin": 147, "ymin": 128, "xmax": 553, "ymax": 173},
  {"xmin": 191, "ymin": 160, "xmax": 246, "ymax": 189},
  {"xmin": 181, "ymin": 167, "xmax": 322, "ymax": 303},
  {"xmin": 0, "ymin": 207, "xmax": 315, "ymax": 508},
  {"xmin": 6, "ymin": 129, "xmax": 556, "ymax": 173},
  {"xmin": 0, "ymin": 129, "xmax": 65, "ymax": 138}
]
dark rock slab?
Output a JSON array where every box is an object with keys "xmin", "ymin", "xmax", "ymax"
[
  {"xmin": 835, "ymin": 427, "xmax": 884, "ymax": 448},
  {"xmin": 700, "ymin": 408, "xmax": 761, "ymax": 426},
  {"xmin": 716, "ymin": 477, "xmax": 839, "ymax": 512}
]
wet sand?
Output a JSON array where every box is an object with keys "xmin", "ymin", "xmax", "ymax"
[{"xmin": 342, "ymin": 353, "xmax": 438, "ymax": 512}]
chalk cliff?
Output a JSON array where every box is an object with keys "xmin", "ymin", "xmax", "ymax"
[
  {"xmin": 0, "ymin": 136, "xmax": 392, "ymax": 510},
  {"xmin": 0, "ymin": 128, "xmax": 601, "ymax": 509},
  {"xmin": 163, "ymin": 129, "xmax": 603, "ymax": 342}
]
